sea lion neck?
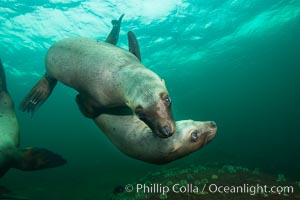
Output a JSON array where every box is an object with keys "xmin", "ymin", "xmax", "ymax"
[{"xmin": 117, "ymin": 64, "xmax": 167, "ymax": 109}]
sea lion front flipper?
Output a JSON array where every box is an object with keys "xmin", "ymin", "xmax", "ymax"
[
  {"xmin": 75, "ymin": 94, "xmax": 103, "ymax": 118},
  {"xmin": 75, "ymin": 94, "xmax": 132, "ymax": 118},
  {"xmin": 11, "ymin": 147, "xmax": 66, "ymax": 171},
  {"xmin": 105, "ymin": 14, "xmax": 125, "ymax": 45},
  {"xmin": 19, "ymin": 74, "xmax": 57, "ymax": 115},
  {"xmin": 128, "ymin": 31, "xmax": 141, "ymax": 61}
]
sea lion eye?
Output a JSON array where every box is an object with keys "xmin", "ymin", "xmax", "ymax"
[
  {"xmin": 164, "ymin": 95, "xmax": 171, "ymax": 106},
  {"xmin": 191, "ymin": 131, "xmax": 199, "ymax": 142}
]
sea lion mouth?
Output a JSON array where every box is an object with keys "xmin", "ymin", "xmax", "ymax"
[
  {"xmin": 158, "ymin": 121, "xmax": 176, "ymax": 138},
  {"xmin": 205, "ymin": 131, "xmax": 216, "ymax": 144},
  {"xmin": 204, "ymin": 122, "xmax": 217, "ymax": 144},
  {"xmin": 158, "ymin": 125, "xmax": 172, "ymax": 138},
  {"xmin": 161, "ymin": 126, "xmax": 171, "ymax": 137},
  {"xmin": 136, "ymin": 101, "xmax": 176, "ymax": 138}
]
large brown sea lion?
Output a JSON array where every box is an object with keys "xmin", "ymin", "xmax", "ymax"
[
  {"xmin": 0, "ymin": 59, "xmax": 66, "ymax": 179},
  {"xmin": 20, "ymin": 16, "xmax": 175, "ymax": 138},
  {"xmin": 94, "ymin": 113, "xmax": 217, "ymax": 164}
]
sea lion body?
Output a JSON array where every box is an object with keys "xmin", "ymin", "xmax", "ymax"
[
  {"xmin": 21, "ymin": 37, "xmax": 175, "ymax": 138},
  {"xmin": 46, "ymin": 38, "xmax": 143, "ymax": 107},
  {"xmin": 0, "ymin": 59, "xmax": 66, "ymax": 178},
  {"xmin": 0, "ymin": 91, "xmax": 19, "ymax": 151},
  {"xmin": 94, "ymin": 114, "xmax": 217, "ymax": 164},
  {"xmin": 0, "ymin": 67, "xmax": 19, "ymax": 173}
]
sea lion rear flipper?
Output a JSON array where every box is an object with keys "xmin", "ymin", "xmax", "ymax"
[
  {"xmin": 11, "ymin": 147, "xmax": 66, "ymax": 171},
  {"xmin": 19, "ymin": 74, "xmax": 57, "ymax": 115},
  {"xmin": 104, "ymin": 14, "xmax": 125, "ymax": 45},
  {"xmin": 128, "ymin": 31, "xmax": 141, "ymax": 61},
  {"xmin": 75, "ymin": 94, "xmax": 102, "ymax": 118}
]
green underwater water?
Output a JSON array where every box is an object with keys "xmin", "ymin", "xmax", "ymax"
[{"xmin": 1, "ymin": 0, "xmax": 300, "ymax": 199}]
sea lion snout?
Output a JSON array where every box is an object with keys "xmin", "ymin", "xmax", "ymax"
[
  {"xmin": 154, "ymin": 93, "xmax": 176, "ymax": 137},
  {"xmin": 159, "ymin": 120, "xmax": 176, "ymax": 138},
  {"xmin": 205, "ymin": 121, "xmax": 217, "ymax": 144},
  {"xmin": 162, "ymin": 126, "xmax": 170, "ymax": 137},
  {"xmin": 210, "ymin": 121, "xmax": 217, "ymax": 128},
  {"xmin": 153, "ymin": 110, "xmax": 176, "ymax": 138},
  {"xmin": 141, "ymin": 117, "xmax": 175, "ymax": 138},
  {"xmin": 134, "ymin": 92, "xmax": 176, "ymax": 138},
  {"xmin": 138, "ymin": 115, "xmax": 176, "ymax": 138}
]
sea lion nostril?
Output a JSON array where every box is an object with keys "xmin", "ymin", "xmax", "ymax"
[
  {"xmin": 210, "ymin": 121, "xmax": 217, "ymax": 128},
  {"xmin": 162, "ymin": 126, "xmax": 170, "ymax": 137}
]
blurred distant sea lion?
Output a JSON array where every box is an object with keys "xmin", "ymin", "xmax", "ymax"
[{"xmin": 0, "ymin": 58, "xmax": 66, "ymax": 178}]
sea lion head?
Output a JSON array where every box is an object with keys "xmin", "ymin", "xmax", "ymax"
[
  {"xmin": 134, "ymin": 92, "xmax": 175, "ymax": 138},
  {"xmin": 167, "ymin": 120, "xmax": 217, "ymax": 161}
]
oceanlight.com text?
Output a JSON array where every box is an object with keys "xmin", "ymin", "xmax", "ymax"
[
  {"xmin": 208, "ymin": 183, "xmax": 294, "ymax": 195},
  {"xmin": 125, "ymin": 183, "xmax": 294, "ymax": 196}
]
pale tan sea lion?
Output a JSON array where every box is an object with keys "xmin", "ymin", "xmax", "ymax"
[
  {"xmin": 94, "ymin": 113, "xmax": 217, "ymax": 164},
  {"xmin": 20, "ymin": 20, "xmax": 175, "ymax": 138},
  {"xmin": 0, "ymin": 59, "xmax": 66, "ymax": 179},
  {"xmin": 98, "ymin": 26, "xmax": 217, "ymax": 164}
]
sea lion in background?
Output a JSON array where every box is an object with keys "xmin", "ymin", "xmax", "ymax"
[
  {"xmin": 0, "ymin": 59, "xmax": 66, "ymax": 179},
  {"xmin": 20, "ymin": 17, "xmax": 175, "ymax": 138},
  {"xmin": 94, "ymin": 113, "xmax": 217, "ymax": 164}
]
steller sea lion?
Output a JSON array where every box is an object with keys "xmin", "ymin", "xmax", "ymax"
[
  {"xmin": 0, "ymin": 59, "xmax": 66, "ymax": 178},
  {"xmin": 94, "ymin": 112, "xmax": 217, "ymax": 164},
  {"xmin": 91, "ymin": 16, "xmax": 217, "ymax": 164},
  {"xmin": 19, "ymin": 16, "xmax": 175, "ymax": 138}
]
